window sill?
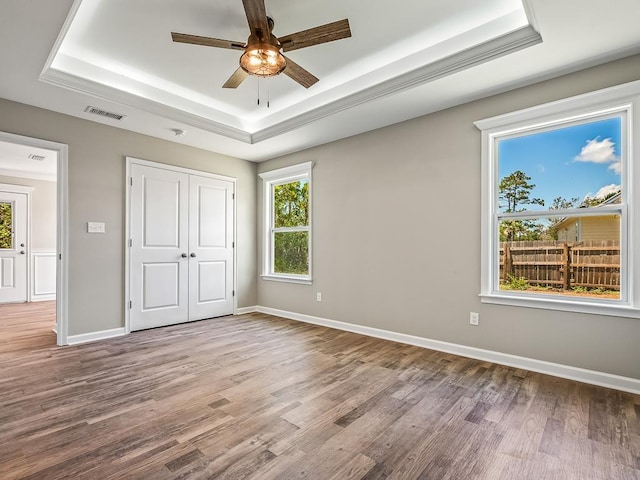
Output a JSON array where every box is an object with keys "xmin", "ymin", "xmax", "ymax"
[
  {"xmin": 261, "ymin": 275, "xmax": 312, "ymax": 285},
  {"xmin": 480, "ymin": 292, "xmax": 640, "ymax": 319}
]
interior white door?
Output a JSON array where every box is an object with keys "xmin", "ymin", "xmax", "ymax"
[
  {"xmin": 188, "ymin": 175, "xmax": 234, "ymax": 320},
  {"xmin": 0, "ymin": 192, "xmax": 28, "ymax": 303},
  {"xmin": 129, "ymin": 163, "xmax": 235, "ymax": 331},
  {"xmin": 130, "ymin": 164, "xmax": 190, "ymax": 331}
]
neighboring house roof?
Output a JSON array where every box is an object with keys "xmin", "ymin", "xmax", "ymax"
[
  {"xmin": 589, "ymin": 191, "xmax": 622, "ymax": 206},
  {"xmin": 553, "ymin": 191, "xmax": 621, "ymax": 231}
]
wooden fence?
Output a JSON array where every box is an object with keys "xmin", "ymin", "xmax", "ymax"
[{"xmin": 500, "ymin": 240, "xmax": 620, "ymax": 291}]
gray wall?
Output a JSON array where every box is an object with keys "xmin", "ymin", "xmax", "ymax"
[
  {"xmin": 0, "ymin": 100, "xmax": 257, "ymax": 336},
  {"xmin": 257, "ymin": 54, "xmax": 640, "ymax": 380},
  {"xmin": 0, "ymin": 175, "xmax": 56, "ymax": 251},
  {"xmin": 1, "ymin": 53, "xmax": 638, "ymax": 379}
]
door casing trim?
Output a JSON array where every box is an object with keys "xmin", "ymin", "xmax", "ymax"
[{"xmin": 0, "ymin": 131, "xmax": 69, "ymax": 345}]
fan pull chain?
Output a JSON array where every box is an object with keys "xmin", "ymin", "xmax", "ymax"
[{"xmin": 255, "ymin": 78, "xmax": 271, "ymax": 109}]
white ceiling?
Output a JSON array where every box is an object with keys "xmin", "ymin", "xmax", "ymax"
[
  {"xmin": 1, "ymin": 0, "xmax": 640, "ymax": 162},
  {"xmin": 0, "ymin": 141, "xmax": 57, "ymax": 181}
]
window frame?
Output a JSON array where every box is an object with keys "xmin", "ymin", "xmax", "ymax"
[
  {"xmin": 475, "ymin": 80, "xmax": 640, "ymax": 318},
  {"xmin": 259, "ymin": 162, "xmax": 313, "ymax": 284}
]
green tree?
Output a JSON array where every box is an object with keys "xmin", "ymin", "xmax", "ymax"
[
  {"xmin": 0, "ymin": 202, "xmax": 12, "ymax": 249},
  {"xmin": 274, "ymin": 181, "xmax": 308, "ymax": 228},
  {"xmin": 547, "ymin": 196, "xmax": 579, "ymax": 239},
  {"xmin": 273, "ymin": 180, "xmax": 309, "ymax": 274},
  {"xmin": 499, "ymin": 170, "xmax": 544, "ymax": 241},
  {"xmin": 550, "ymin": 196, "xmax": 580, "ymax": 210},
  {"xmin": 500, "ymin": 219, "xmax": 544, "ymax": 242},
  {"xmin": 499, "ymin": 170, "xmax": 544, "ymax": 213}
]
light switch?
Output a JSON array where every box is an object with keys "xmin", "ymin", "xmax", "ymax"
[{"xmin": 87, "ymin": 222, "xmax": 106, "ymax": 234}]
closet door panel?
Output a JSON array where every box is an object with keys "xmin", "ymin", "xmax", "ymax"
[
  {"xmin": 188, "ymin": 175, "xmax": 234, "ymax": 321},
  {"xmin": 130, "ymin": 164, "xmax": 189, "ymax": 331}
]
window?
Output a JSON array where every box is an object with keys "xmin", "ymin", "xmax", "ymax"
[
  {"xmin": 476, "ymin": 80, "xmax": 640, "ymax": 318},
  {"xmin": 259, "ymin": 162, "xmax": 312, "ymax": 284},
  {"xmin": 0, "ymin": 202, "xmax": 13, "ymax": 249}
]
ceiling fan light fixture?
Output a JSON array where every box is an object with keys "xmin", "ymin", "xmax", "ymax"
[
  {"xmin": 240, "ymin": 42, "xmax": 286, "ymax": 77},
  {"xmin": 171, "ymin": 4, "xmax": 350, "ymax": 89}
]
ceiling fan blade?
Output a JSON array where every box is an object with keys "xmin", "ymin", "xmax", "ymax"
[
  {"xmin": 222, "ymin": 67, "xmax": 249, "ymax": 89},
  {"xmin": 172, "ymin": 32, "xmax": 245, "ymax": 50},
  {"xmin": 280, "ymin": 19, "xmax": 351, "ymax": 52},
  {"xmin": 242, "ymin": 0, "xmax": 270, "ymax": 42},
  {"xmin": 283, "ymin": 56, "xmax": 319, "ymax": 89}
]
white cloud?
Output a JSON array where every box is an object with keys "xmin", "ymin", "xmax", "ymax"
[
  {"xmin": 575, "ymin": 137, "xmax": 617, "ymax": 163},
  {"xmin": 608, "ymin": 161, "xmax": 621, "ymax": 174},
  {"xmin": 594, "ymin": 184, "xmax": 620, "ymax": 199}
]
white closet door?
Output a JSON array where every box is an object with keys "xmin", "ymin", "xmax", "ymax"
[
  {"xmin": 188, "ymin": 175, "xmax": 234, "ymax": 320},
  {"xmin": 130, "ymin": 164, "xmax": 189, "ymax": 331}
]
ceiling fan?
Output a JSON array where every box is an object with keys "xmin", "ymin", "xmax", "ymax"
[{"xmin": 171, "ymin": 0, "xmax": 351, "ymax": 89}]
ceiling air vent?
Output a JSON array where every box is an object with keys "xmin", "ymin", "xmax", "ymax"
[
  {"xmin": 28, "ymin": 154, "xmax": 46, "ymax": 161},
  {"xmin": 84, "ymin": 106, "xmax": 126, "ymax": 121}
]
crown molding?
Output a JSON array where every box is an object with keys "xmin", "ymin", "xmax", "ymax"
[
  {"xmin": 252, "ymin": 25, "xmax": 542, "ymax": 143},
  {"xmin": 39, "ymin": 68, "xmax": 252, "ymax": 143}
]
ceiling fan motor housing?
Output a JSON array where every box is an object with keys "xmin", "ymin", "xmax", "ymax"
[{"xmin": 240, "ymin": 33, "xmax": 286, "ymax": 77}]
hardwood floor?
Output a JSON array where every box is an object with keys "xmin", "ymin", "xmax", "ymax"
[{"xmin": 1, "ymin": 302, "xmax": 639, "ymax": 479}]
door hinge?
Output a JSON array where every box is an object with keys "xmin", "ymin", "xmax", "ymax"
[
  {"xmin": 232, "ymin": 290, "xmax": 235, "ymax": 297},
  {"xmin": 129, "ymin": 300, "xmax": 132, "ymax": 309},
  {"xmin": 232, "ymin": 193, "xmax": 235, "ymax": 200},
  {"xmin": 232, "ymin": 241, "xmax": 235, "ymax": 248},
  {"xmin": 129, "ymin": 238, "xmax": 132, "ymax": 247},
  {"xmin": 59, "ymin": 253, "xmax": 62, "ymax": 260},
  {"xmin": 129, "ymin": 177, "xmax": 133, "ymax": 186}
]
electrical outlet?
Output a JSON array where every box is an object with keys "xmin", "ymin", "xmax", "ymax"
[
  {"xmin": 316, "ymin": 292, "xmax": 322, "ymax": 302},
  {"xmin": 470, "ymin": 312, "xmax": 479, "ymax": 326}
]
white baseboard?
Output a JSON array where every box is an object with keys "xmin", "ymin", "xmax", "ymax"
[
  {"xmin": 32, "ymin": 294, "xmax": 56, "ymax": 302},
  {"xmin": 256, "ymin": 306, "xmax": 640, "ymax": 395},
  {"xmin": 235, "ymin": 305, "xmax": 258, "ymax": 315},
  {"xmin": 67, "ymin": 327, "xmax": 126, "ymax": 346}
]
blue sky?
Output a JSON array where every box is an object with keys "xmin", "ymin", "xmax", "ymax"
[{"xmin": 498, "ymin": 117, "xmax": 621, "ymax": 212}]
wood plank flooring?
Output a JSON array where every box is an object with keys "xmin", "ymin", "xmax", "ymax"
[{"xmin": 1, "ymin": 301, "xmax": 639, "ymax": 479}]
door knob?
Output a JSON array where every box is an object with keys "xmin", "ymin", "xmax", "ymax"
[
  {"xmin": 190, "ymin": 253, "xmax": 197, "ymax": 258},
  {"xmin": 20, "ymin": 250, "xmax": 25, "ymax": 255},
  {"xmin": 181, "ymin": 253, "xmax": 188, "ymax": 258},
  {"xmin": 20, "ymin": 243, "xmax": 25, "ymax": 247}
]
